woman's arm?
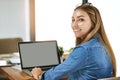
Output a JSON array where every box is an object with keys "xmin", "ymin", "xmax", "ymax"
[{"xmin": 32, "ymin": 46, "xmax": 87, "ymax": 80}]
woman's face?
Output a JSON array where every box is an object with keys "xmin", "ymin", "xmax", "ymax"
[{"xmin": 71, "ymin": 9, "xmax": 92, "ymax": 38}]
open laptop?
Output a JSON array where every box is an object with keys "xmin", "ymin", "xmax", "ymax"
[{"xmin": 18, "ymin": 40, "xmax": 61, "ymax": 75}]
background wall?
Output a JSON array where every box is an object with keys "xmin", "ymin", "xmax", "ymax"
[{"xmin": 0, "ymin": 0, "xmax": 30, "ymax": 41}]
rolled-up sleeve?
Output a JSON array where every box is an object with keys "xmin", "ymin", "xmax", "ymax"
[{"xmin": 41, "ymin": 46, "xmax": 87, "ymax": 80}]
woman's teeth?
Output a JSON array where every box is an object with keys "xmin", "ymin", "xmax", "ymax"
[{"xmin": 74, "ymin": 29, "xmax": 80, "ymax": 32}]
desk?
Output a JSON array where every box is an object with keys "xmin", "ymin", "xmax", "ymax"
[
  {"xmin": 0, "ymin": 67, "xmax": 35, "ymax": 80},
  {"xmin": 0, "ymin": 67, "xmax": 67, "ymax": 80}
]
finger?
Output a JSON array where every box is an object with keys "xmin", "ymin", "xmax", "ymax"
[
  {"xmin": 33, "ymin": 75, "xmax": 39, "ymax": 80},
  {"xmin": 31, "ymin": 71, "xmax": 38, "ymax": 80}
]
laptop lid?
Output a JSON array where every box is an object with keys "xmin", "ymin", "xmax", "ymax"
[{"xmin": 18, "ymin": 40, "xmax": 61, "ymax": 71}]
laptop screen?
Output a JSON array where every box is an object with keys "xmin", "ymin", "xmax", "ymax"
[{"xmin": 18, "ymin": 40, "xmax": 61, "ymax": 70}]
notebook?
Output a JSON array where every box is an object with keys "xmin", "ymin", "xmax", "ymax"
[{"xmin": 18, "ymin": 40, "xmax": 61, "ymax": 75}]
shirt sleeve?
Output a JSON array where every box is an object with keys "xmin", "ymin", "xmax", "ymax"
[{"xmin": 41, "ymin": 46, "xmax": 87, "ymax": 80}]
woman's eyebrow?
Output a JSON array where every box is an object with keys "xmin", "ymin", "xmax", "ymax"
[
  {"xmin": 72, "ymin": 15, "xmax": 84, "ymax": 19},
  {"xmin": 77, "ymin": 15, "xmax": 84, "ymax": 18}
]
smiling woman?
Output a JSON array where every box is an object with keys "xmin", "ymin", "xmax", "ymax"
[{"xmin": 34, "ymin": 0, "xmax": 120, "ymax": 76}]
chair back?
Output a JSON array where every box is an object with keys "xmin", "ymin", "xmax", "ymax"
[{"xmin": 0, "ymin": 37, "xmax": 23, "ymax": 54}]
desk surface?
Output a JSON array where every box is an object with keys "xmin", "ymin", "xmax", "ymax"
[
  {"xmin": 0, "ymin": 67, "xmax": 35, "ymax": 80},
  {"xmin": 0, "ymin": 53, "xmax": 33, "ymax": 80},
  {"xmin": 0, "ymin": 67, "xmax": 67, "ymax": 80}
]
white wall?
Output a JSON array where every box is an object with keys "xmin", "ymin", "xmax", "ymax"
[
  {"xmin": 35, "ymin": 0, "xmax": 120, "ymax": 76},
  {"xmin": 0, "ymin": 0, "xmax": 30, "ymax": 41}
]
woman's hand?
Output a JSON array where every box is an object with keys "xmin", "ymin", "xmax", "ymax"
[{"xmin": 31, "ymin": 67, "xmax": 43, "ymax": 80}]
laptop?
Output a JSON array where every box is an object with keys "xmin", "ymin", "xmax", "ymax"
[{"xmin": 18, "ymin": 40, "xmax": 61, "ymax": 75}]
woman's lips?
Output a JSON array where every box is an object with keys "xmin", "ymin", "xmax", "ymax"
[{"xmin": 74, "ymin": 29, "xmax": 81, "ymax": 32}]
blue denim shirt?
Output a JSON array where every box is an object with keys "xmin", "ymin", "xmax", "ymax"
[{"xmin": 42, "ymin": 36, "xmax": 113, "ymax": 80}]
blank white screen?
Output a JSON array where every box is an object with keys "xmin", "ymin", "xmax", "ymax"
[{"xmin": 19, "ymin": 41, "xmax": 60, "ymax": 68}]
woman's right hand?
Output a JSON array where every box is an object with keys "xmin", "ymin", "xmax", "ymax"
[{"xmin": 31, "ymin": 67, "xmax": 43, "ymax": 80}]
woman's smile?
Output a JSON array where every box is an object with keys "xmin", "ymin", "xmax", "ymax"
[{"xmin": 73, "ymin": 29, "xmax": 81, "ymax": 32}]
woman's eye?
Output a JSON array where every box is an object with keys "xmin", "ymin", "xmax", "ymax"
[{"xmin": 79, "ymin": 18, "xmax": 84, "ymax": 22}]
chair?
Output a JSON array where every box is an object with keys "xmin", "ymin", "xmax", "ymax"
[
  {"xmin": 0, "ymin": 37, "xmax": 23, "ymax": 54},
  {"xmin": 98, "ymin": 77, "xmax": 120, "ymax": 80},
  {"xmin": 0, "ymin": 37, "xmax": 23, "ymax": 80}
]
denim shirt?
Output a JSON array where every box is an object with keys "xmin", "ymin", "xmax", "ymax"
[{"xmin": 41, "ymin": 36, "xmax": 113, "ymax": 80}]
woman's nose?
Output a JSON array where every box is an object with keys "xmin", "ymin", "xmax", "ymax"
[{"xmin": 72, "ymin": 21, "xmax": 78, "ymax": 28}]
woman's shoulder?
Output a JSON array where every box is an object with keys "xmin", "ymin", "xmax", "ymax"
[{"xmin": 77, "ymin": 36, "xmax": 102, "ymax": 49}]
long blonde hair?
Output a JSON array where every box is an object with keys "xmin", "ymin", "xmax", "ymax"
[{"xmin": 75, "ymin": 3, "xmax": 116, "ymax": 77}]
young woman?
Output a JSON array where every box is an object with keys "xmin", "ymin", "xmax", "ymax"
[{"xmin": 31, "ymin": 3, "xmax": 116, "ymax": 80}]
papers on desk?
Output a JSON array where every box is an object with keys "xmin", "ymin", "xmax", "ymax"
[
  {"xmin": 0, "ymin": 60, "xmax": 13, "ymax": 66},
  {"xmin": 0, "ymin": 52, "xmax": 20, "ymax": 66},
  {"xmin": 9, "ymin": 58, "xmax": 20, "ymax": 64},
  {"xmin": 0, "ymin": 60, "xmax": 8, "ymax": 66}
]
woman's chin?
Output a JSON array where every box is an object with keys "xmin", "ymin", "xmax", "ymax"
[{"xmin": 76, "ymin": 36, "xmax": 81, "ymax": 38}]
